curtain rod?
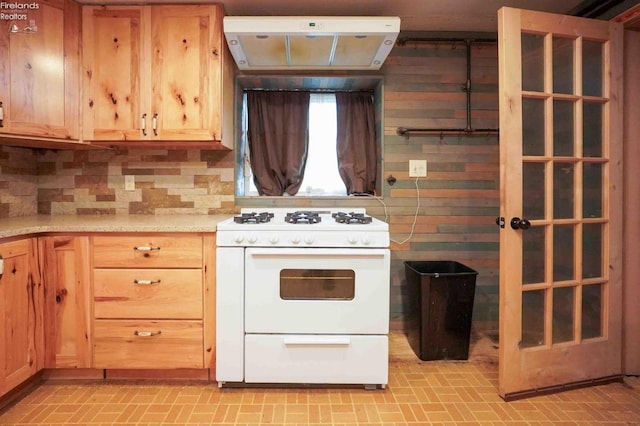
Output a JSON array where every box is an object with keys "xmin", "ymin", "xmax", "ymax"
[{"xmin": 243, "ymin": 88, "xmax": 374, "ymax": 93}]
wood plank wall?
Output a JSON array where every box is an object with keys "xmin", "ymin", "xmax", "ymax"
[{"xmin": 378, "ymin": 40, "xmax": 500, "ymax": 332}]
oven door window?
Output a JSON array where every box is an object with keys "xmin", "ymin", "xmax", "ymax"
[{"xmin": 280, "ymin": 269, "xmax": 355, "ymax": 300}]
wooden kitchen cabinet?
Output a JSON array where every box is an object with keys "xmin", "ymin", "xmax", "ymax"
[
  {"xmin": 0, "ymin": 0, "xmax": 82, "ymax": 148},
  {"xmin": 39, "ymin": 236, "xmax": 92, "ymax": 369},
  {"xmin": 82, "ymin": 4, "xmax": 233, "ymax": 149},
  {"xmin": 92, "ymin": 234, "xmax": 216, "ymax": 370},
  {"xmin": 0, "ymin": 238, "xmax": 43, "ymax": 397}
]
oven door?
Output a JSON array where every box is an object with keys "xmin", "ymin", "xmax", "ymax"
[{"xmin": 244, "ymin": 247, "xmax": 390, "ymax": 334}]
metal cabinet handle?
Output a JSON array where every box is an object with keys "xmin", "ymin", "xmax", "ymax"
[
  {"xmin": 133, "ymin": 279, "xmax": 161, "ymax": 285},
  {"xmin": 134, "ymin": 330, "xmax": 162, "ymax": 337},
  {"xmin": 283, "ymin": 336, "xmax": 351, "ymax": 346},
  {"xmin": 0, "ymin": 101, "xmax": 4, "ymax": 127},
  {"xmin": 141, "ymin": 113, "xmax": 147, "ymax": 136},
  {"xmin": 152, "ymin": 113, "xmax": 158, "ymax": 136},
  {"xmin": 133, "ymin": 246, "xmax": 161, "ymax": 251}
]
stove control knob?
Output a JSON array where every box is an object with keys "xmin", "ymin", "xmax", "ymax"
[
  {"xmin": 291, "ymin": 235, "xmax": 301, "ymax": 244},
  {"xmin": 347, "ymin": 235, "xmax": 358, "ymax": 245},
  {"xmin": 269, "ymin": 236, "xmax": 279, "ymax": 244},
  {"xmin": 361, "ymin": 236, "xmax": 371, "ymax": 245},
  {"xmin": 304, "ymin": 236, "xmax": 314, "ymax": 244},
  {"xmin": 247, "ymin": 235, "xmax": 257, "ymax": 244},
  {"xmin": 233, "ymin": 235, "xmax": 244, "ymax": 244}
]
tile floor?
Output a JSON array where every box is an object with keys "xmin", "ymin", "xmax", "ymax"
[{"xmin": 1, "ymin": 332, "xmax": 639, "ymax": 425}]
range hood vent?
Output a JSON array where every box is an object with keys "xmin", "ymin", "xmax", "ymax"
[{"xmin": 223, "ymin": 16, "xmax": 401, "ymax": 71}]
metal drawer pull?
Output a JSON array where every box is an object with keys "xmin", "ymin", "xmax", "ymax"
[
  {"xmin": 133, "ymin": 279, "xmax": 161, "ymax": 285},
  {"xmin": 134, "ymin": 330, "xmax": 162, "ymax": 337},
  {"xmin": 133, "ymin": 246, "xmax": 161, "ymax": 251},
  {"xmin": 141, "ymin": 113, "xmax": 147, "ymax": 136},
  {"xmin": 283, "ymin": 337, "xmax": 351, "ymax": 346},
  {"xmin": 152, "ymin": 113, "xmax": 158, "ymax": 136}
]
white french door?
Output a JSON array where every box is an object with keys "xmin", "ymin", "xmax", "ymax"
[{"xmin": 497, "ymin": 7, "xmax": 623, "ymax": 400}]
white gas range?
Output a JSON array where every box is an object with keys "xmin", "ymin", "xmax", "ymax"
[{"xmin": 216, "ymin": 209, "xmax": 390, "ymax": 389}]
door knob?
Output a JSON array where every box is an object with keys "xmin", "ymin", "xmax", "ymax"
[{"xmin": 510, "ymin": 217, "xmax": 531, "ymax": 230}]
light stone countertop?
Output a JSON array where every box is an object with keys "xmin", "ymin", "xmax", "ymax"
[{"xmin": 0, "ymin": 215, "xmax": 233, "ymax": 239}]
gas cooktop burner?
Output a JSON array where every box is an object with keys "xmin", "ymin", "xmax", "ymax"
[
  {"xmin": 332, "ymin": 212, "xmax": 373, "ymax": 224},
  {"xmin": 285, "ymin": 211, "xmax": 322, "ymax": 224},
  {"xmin": 233, "ymin": 212, "xmax": 274, "ymax": 224}
]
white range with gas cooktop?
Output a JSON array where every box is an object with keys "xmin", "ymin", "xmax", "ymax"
[{"xmin": 216, "ymin": 209, "xmax": 390, "ymax": 389}]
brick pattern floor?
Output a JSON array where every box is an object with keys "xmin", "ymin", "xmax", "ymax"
[{"xmin": 1, "ymin": 332, "xmax": 639, "ymax": 425}]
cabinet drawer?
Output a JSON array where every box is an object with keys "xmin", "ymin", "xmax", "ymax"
[
  {"xmin": 94, "ymin": 269, "xmax": 203, "ymax": 319},
  {"xmin": 93, "ymin": 235, "xmax": 203, "ymax": 268},
  {"xmin": 244, "ymin": 334, "xmax": 388, "ymax": 385},
  {"xmin": 94, "ymin": 320, "xmax": 203, "ymax": 368}
]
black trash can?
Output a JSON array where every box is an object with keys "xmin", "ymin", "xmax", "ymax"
[{"xmin": 404, "ymin": 261, "xmax": 478, "ymax": 361}]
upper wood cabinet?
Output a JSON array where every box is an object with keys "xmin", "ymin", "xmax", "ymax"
[
  {"xmin": 0, "ymin": 238, "xmax": 43, "ymax": 397},
  {"xmin": 0, "ymin": 0, "xmax": 81, "ymax": 147},
  {"xmin": 82, "ymin": 4, "xmax": 233, "ymax": 149}
]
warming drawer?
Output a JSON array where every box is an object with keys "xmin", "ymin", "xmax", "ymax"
[{"xmin": 244, "ymin": 334, "xmax": 388, "ymax": 385}]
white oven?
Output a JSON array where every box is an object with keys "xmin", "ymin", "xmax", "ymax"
[{"xmin": 216, "ymin": 209, "xmax": 390, "ymax": 389}]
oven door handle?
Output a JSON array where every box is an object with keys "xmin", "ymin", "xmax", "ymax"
[{"xmin": 283, "ymin": 336, "xmax": 351, "ymax": 346}]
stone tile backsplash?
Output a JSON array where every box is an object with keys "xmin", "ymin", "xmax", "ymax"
[{"xmin": 0, "ymin": 146, "xmax": 236, "ymax": 218}]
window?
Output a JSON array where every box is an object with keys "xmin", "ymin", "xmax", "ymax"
[
  {"xmin": 236, "ymin": 77, "xmax": 383, "ymax": 198},
  {"xmin": 244, "ymin": 93, "xmax": 346, "ymax": 196}
]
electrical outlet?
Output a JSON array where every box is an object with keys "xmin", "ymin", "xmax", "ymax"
[
  {"xmin": 409, "ymin": 160, "xmax": 427, "ymax": 177},
  {"xmin": 125, "ymin": 175, "xmax": 135, "ymax": 191}
]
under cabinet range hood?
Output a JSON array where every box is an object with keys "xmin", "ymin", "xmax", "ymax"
[{"xmin": 223, "ymin": 16, "xmax": 401, "ymax": 71}]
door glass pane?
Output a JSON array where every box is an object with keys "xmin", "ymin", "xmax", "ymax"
[
  {"xmin": 523, "ymin": 226, "xmax": 545, "ymax": 285},
  {"xmin": 583, "ymin": 162, "xmax": 603, "ymax": 218},
  {"xmin": 554, "ymin": 162, "xmax": 575, "ymax": 219},
  {"xmin": 582, "ymin": 283, "xmax": 603, "ymax": 339},
  {"xmin": 522, "ymin": 33, "xmax": 545, "ymax": 92},
  {"xmin": 280, "ymin": 269, "xmax": 355, "ymax": 300},
  {"xmin": 553, "ymin": 100, "xmax": 575, "ymax": 156},
  {"xmin": 582, "ymin": 223, "xmax": 603, "ymax": 279},
  {"xmin": 583, "ymin": 40, "xmax": 604, "ymax": 97},
  {"xmin": 553, "ymin": 225, "xmax": 574, "ymax": 281},
  {"xmin": 523, "ymin": 162, "xmax": 545, "ymax": 220},
  {"xmin": 553, "ymin": 37, "xmax": 574, "ymax": 94},
  {"xmin": 553, "ymin": 286, "xmax": 575, "ymax": 343},
  {"xmin": 522, "ymin": 98, "xmax": 545, "ymax": 156},
  {"xmin": 522, "ymin": 290, "xmax": 545, "ymax": 348},
  {"xmin": 583, "ymin": 102, "xmax": 603, "ymax": 157}
]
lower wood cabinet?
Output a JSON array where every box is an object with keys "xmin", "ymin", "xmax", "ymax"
[
  {"xmin": 0, "ymin": 238, "xmax": 43, "ymax": 397},
  {"xmin": 93, "ymin": 320, "xmax": 203, "ymax": 368},
  {"xmin": 1, "ymin": 231, "xmax": 216, "ymax": 401},
  {"xmin": 91, "ymin": 234, "xmax": 215, "ymax": 370},
  {"xmin": 39, "ymin": 236, "xmax": 92, "ymax": 369}
]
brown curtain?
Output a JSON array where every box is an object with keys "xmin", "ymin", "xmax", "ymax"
[
  {"xmin": 247, "ymin": 91, "xmax": 310, "ymax": 196},
  {"xmin": 335, "ymin": 92, "xmax": 377, "ymax": 195}
]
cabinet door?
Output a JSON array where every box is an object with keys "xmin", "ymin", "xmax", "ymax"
[
  {"xmin": 150, "ymin": 5, "xmax": 222, "ymax": 141},
  {"xmin": 82, "ymin": 6, "xmax": 149, "ymax": 141},
  {"xmin": 40, "ymin": 236, "xmax": 92, "ymax": 369},
  {"xmin": 0, "ymin": 0, "xmax": 80, "ymax": 141},
  {"xmin": 0, "ymin": 239, "xmax": 43, "ymax": 397}
]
